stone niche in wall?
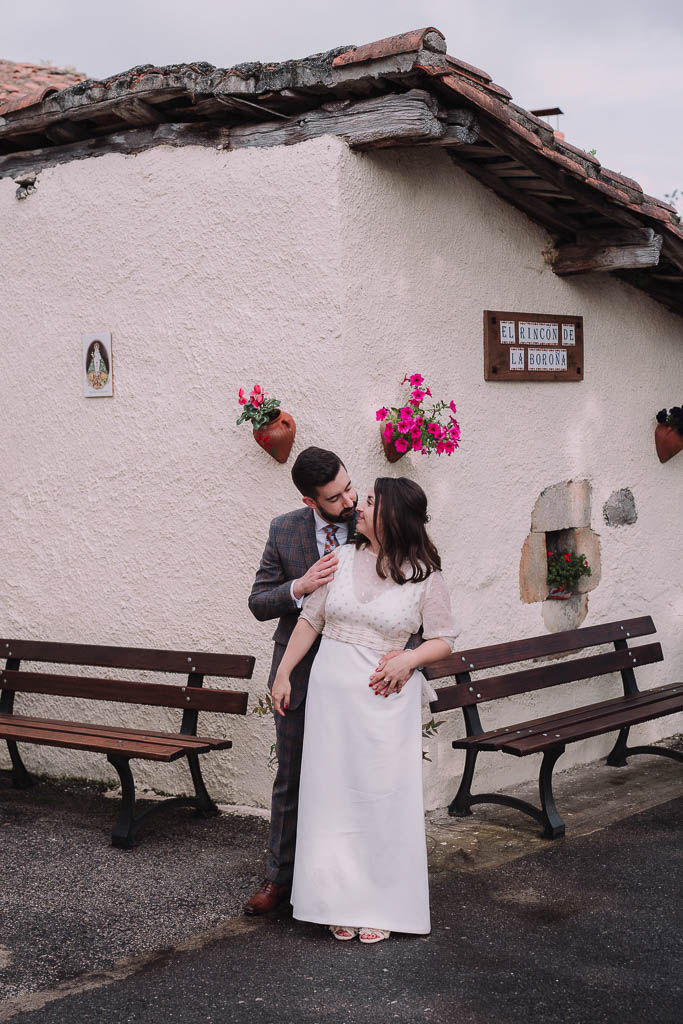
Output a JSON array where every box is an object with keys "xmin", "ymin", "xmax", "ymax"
[{"xmin": 519, "ymin": 480, "xmax": 601, "ymax": 632}]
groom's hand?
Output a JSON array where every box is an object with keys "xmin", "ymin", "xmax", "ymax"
[
  {"xmin": 369, "ymin": 650, "xmax": 413, "ymax": 697},
  {"xmin": 292, "ymin": 552, "xmax": 339, "ymax": 599}
]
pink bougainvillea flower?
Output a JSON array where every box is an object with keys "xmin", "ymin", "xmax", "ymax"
[
  {"xmin": 383, "ymin": 423, "xmax": 394, "ymax": 443},
  {"xmin": 238, "ymin": 388, "xmax": 248, "ymax": 405},
  {"xmin": 394, "ymin": 437, "xmax": 409, "ymax": 453},
  {"xmin": 409, "ymin": 373, "xmax": 424, "ymax": 387},
  {"xmin": 376, "ymin": 407, "xmax": 390, "ymax": 421}
]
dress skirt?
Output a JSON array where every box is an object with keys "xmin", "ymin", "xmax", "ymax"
[{"xmin": 291, "ymin": 636, "xmax": 430, "ymax": 934}]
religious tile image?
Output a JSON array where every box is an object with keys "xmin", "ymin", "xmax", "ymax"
[{"xmin": 82, "ymin": 332, "xmax": 113, "ymax": 397}]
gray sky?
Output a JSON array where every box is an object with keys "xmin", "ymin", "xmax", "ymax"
[{"xmin": 2, "ymin": 0, "xmax": 682, "ymax": 206}]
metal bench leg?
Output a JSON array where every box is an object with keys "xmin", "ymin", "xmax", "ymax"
[
  {"xmin": 107, "ymin": 755, "xmax": 137, "ymax": 849},
  {"xmin": 187, "ymin": 752, "xmax": 219, "ymax": 818},
  {"xmin": 606, "ymin": 727, "xmax": 630, "ymax": 767},
  {"xmin": 539, "ymin": 745, "xmax": 566, "ymax": 839},
  {"xmin": 7, "ymin": 740, "xmax": 34, "ymax": 789},
  {"xmin": 449, "ymin": 748, "xmax": 478, "ymax": 817}
]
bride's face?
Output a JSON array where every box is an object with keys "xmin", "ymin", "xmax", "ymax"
[{"xmin": 356, "ymin": 488, "xmax": 379, "ymax": 544}]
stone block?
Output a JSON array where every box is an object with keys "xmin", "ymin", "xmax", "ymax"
[
  {"xmin": 574, "ymin": 528, "xmax": 601, "ymax": 594},
  {"xmin": 519, "ymin": 532, "xmax": 550, "ymax": 603},
  {"xmin": 542, "ymin": 593, "xmax": 588, "ymax": 633},
  {"xmin": 531, "ymin": 479, "xmax": 592, "ymax": 533},
  {"xmin": 603, "ymin": 488, "xmax": 637, "ymax": 527}
]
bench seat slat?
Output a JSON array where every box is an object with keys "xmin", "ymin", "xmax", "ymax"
[
  {"xmin": 501, "ymin": 691, "xmax": 683, "ymax": 756},
  {"xmin": 430, "ymin": 643, "xmax": 663, "ymax": 711},
  {"xmin": 1, "ymin": 670, "xmax": 249, "ymax": 714},
  {"xmin": 1, "ymin": 639, "xmax": 255, "ymax": 679},
  {"xmin": 453, "ymin": 682, "xmax": 683, "ymax": 751},
  {"xmin": 425, "ymin": 615, "xmax": 656, "ymax": 679},
  {"xmin": 1, "ymin": 713, "xmax": 232, "ymax": 750},
  {"xmin": 0, "ymin": 719, "xmax": 201, "ymax": 761}
]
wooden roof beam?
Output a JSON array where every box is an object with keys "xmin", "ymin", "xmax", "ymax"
[{"xmin": 550, "ymin": 228, "xmax": 663, "ymax": 275}]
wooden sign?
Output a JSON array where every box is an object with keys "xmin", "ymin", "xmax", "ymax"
[{"xmin": 483, "ymin": 311, "xmax": 583, "ymax": 382}]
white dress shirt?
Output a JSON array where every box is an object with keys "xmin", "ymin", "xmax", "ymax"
[{"xmin": 290, "ymin": 509, "xmax": 349, "ymax": 608}]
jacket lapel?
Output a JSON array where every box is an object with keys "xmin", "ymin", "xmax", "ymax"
[{"xmin": 301, "ymin": 508, "xmax": 319, "ymax": 568}]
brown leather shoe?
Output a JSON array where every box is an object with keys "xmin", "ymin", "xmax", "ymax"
[{"xmin": 243, "ymin": 880, "xmax": 291, "ymax": 916}]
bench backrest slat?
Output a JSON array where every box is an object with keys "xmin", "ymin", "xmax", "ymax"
[
  {"xmin": 0, "ymin": 640, "xmax": 254, "ymax": 679},
  {"xmin": 0, "ymin": 670, "xmax": 249, "ymax": 715},
  {"xmin": 424, "ymin": 615, "xmax": 655, "ymax": 680},
  {"xmin": 430, "ymin": 642, "xmax": 663, "ymax": 712}
]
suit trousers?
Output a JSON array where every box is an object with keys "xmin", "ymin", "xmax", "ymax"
[{"xmin": 265, "ymin": 695, "xmax": 306, "ymax": 885}]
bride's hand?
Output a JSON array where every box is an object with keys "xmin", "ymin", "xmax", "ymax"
[
  {"xmin": 369, "ymin": 650, "xmax": 414, "ymax": 697},
  {"xmin": 272, "ymin": 674, "xmax": 291, "ymax": 716}
]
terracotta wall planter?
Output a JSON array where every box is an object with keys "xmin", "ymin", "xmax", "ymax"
[
  {"xmin": 254, "ymin": 410, "xmax": 296, "ymax": 463},
  {"xmin": 380, "ymin": 423, "xmax": 407, "ymax": 464},
  {"xmin": 655, "ymin": 423, "xmax": 683, "ymax": 463}
]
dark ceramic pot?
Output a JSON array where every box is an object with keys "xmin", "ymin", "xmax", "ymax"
[
  {"xmin": 379, "ymin": 423, "xmax": 407, "ymax": 464},
  {"xmin": 253, "ymin": 410, "xmax": 296, "ymax": 463},
  {"xmin": 655, "ymin": 423, "xmax": 683, "ymax": 464}
]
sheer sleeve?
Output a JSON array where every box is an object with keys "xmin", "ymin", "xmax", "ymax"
[
  {"xmin": 421, "ymin": 571, "xmax": 460, "ymax": 652},
  {"xmin": 299, "ymin": 583, "xmax": 328, "ymax": 635}
]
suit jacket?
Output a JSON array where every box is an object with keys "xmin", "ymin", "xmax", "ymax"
[{"xmin": 248, "ymin": 507, "xmax": 356, "ymax": 710}]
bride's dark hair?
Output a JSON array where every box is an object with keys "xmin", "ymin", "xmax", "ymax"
[{"xmin": 356, "ymin": 476, "xmax": 441, "ymax": 584}]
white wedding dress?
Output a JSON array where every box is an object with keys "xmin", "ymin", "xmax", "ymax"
[{"xmin": 291, "ymin": 543, "xmax": 459, "ymax": 934}]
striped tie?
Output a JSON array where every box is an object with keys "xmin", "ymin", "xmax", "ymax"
[{"xmin": 323, "ymin": 524, "xmax": 339, "ymax": 555}]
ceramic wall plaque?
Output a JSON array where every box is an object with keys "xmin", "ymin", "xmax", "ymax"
[{"xmin": 83, "ymin": 332, "xmax": 113, "ymax": 397}]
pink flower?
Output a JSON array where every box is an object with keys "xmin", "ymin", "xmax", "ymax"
[
  {"xmin": 449, "ymin": 400, "xmax": 457, "ymax": 418},
  {"xmin": 397, "ymin": 419, "xmax": 412, "ymax": 433},
  {"xmin": 251, "ymin": 393, "xmax": 264, "ymax": 407},
  {"xmin": 412, "ymin": 437, "xmax": 423, "ymax": 451},
  {"xmin": 428, "ymin": 423, "xmax": 445, "ymax": 439},
  {"xmin": 399, "ymin": 406, "xmax": 414, "ymax": 420},
  {"xmin": 252, "ymin": 384, "xmax": 262, "ymax": 395},
  {"xmin": 411, "ymin": 427, "xmax": 422, "ymax": 440},
  {"xmin": 424, "ymin": 387, "xmax": 432, "ymax": 397},
  {"xmin": 383, "ymin": 423, "xmax": 394, "ymax": 443},
  {"xmin": 394, "ymin": 438, "xmax": 409, "ymax": 453},
  {"xmin": 436, "ymin": 441, "xmax": 446, "ymax": 454},
  {"xmin": 376, "ymin": 407, "xmax": 389, "ymax": 421},
  {"xmin": 410, "ymin": 389, "xmax": 426, "ymax": 405},
  {"xmin": 238, "ymin": 388, "xmax": 247, "ymax": 405},
  {"xmin": 409, "ymin": 373, "xmax": 424, "ymax": 387},
  {"xmin": 414, "ymin": 416, "xmax": 424, "ymax": 426},
  {"xmin": 442, "ymin": 441, "xmax": 455, "ymax": 455},
  {"xmin": 449, "ymin": 422, "xmax": 461, "ymax": 441}
]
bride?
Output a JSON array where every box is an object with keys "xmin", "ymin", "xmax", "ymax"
[{"xmin": 271, "ymin": 476, "xmax": 459, "ymax": 943}]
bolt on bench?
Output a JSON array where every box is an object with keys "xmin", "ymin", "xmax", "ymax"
[
  {"xmin": 0, "ymin": 639, "xmax": 253, "ymax": 847},
  {"xmin": 426, "ymin": 616, "xmax": 682, "ymax": 838}
]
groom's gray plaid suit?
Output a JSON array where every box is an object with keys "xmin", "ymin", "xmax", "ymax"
[{"xmin": 248, "ymin": 506, "xmax": 355, "ymax": 885}]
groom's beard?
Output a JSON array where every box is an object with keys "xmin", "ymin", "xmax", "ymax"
[{"xmin": 315, "ymin": 499, "xmax": 357, "ymax": 525}]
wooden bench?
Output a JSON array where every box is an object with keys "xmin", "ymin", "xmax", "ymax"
[
  {"xmin": 426, "ymin": 616, "xmax": 682, "ymax": 838},
  {"xmin": 0, "ymin": 639, "xmax": 253, "ymax": 848}
]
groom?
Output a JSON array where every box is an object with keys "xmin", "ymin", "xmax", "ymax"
[{"xmin": 244, "ymin": 447, "xmax": 359, "ymax": 915}]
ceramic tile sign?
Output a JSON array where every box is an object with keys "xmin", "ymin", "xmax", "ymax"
[
  {"xmin": 484, "ymin": 311, "xmax": 583, "ymax": 382},
  {"xmin": 83, "ymin": 332, "xmax": 113, "ymax": 397}
]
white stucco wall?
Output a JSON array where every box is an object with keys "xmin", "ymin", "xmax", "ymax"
[{"xmin": 1, "ymin": 136, "xmax": 681, "ymax": 812}]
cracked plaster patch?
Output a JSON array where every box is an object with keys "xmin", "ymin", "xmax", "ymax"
[{"xmin": 603, "ymin": 488, "xmax": 637, "ymax": 527}]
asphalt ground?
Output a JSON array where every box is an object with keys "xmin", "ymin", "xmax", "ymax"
[{"xmin": 1, "ymin": 749, "xmax": 682, "ymax": 1024}]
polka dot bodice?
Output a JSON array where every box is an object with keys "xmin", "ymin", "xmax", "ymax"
[{"xmin": 300, "ymin": 545, "xmax": 459, "ymax": 653}]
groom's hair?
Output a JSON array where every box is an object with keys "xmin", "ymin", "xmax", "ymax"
[{"xmin": 291, "ymin": 447, "xmax": 345, "ymax": 498}]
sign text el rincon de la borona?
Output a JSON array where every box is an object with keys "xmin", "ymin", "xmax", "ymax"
[{"xmin": 484, "ymin": 310, "xmax": 584, "ymax": 382}]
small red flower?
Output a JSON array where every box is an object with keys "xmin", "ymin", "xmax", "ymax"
[
  {"xmin": 564, "ymin": 554, "xmax": 570, "ymax": 562},
  {"xmin": 547, "ymin": 552, "xmax": 553, "ymax": 558}
]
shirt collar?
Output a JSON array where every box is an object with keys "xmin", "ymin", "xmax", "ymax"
[{"xmin": 312, "ymin": 508, "xmax": 348, "ymax": 538}]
